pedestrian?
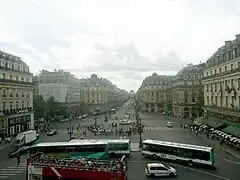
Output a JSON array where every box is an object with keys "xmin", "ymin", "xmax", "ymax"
[{"xmin": 16, "ymin": 154, "xmax": 20, "ymax": 165}]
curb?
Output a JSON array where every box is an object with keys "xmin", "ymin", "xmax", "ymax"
[{"xmin": 220, "ymin": 147, "xmax": 240, "ymax": 159}]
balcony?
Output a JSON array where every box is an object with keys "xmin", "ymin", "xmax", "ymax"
[
  {"xmin": 0, "ymin": 66, "xmax": 31, "ymax": 74},
  {"xmin": 0, "ymin": 78, "xmax": 33, "ymax": 85},
  {"xmin": 203, "ymin": 67, "xmax": 240, "ymax": 80}
]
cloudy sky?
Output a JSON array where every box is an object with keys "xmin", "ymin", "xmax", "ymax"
[{"xmin": 0, "ymin": 0, "xmax": 240, "ymax": 91}]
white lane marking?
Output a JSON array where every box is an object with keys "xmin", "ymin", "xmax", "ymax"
[
  {"xmin": 0, "ymin": 176, "xmax": 8, "ymax": 179},
  {"xmin": 223, "ymin": 159, "xmax": 240, "ymax": 164},
  {"xmin": 0, "ymin": 168, "xmax": 24, "ymax": 171},
  {"xmin": 128, "ymin": 160, "xmax": 230, "ymax": 180},
  {"xmin": 0, "ymin": 173, "xmax": 16, "ymax": 176}
]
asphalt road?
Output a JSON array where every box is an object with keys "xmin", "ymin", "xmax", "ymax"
[{"xmin": 1, "ymin": 108, "xmax": 240, "ymax": 180}]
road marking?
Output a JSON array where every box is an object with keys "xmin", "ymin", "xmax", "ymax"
[
  {"xmin": 0, "ymin": 176, "xmax": 8, "ymax": 179},
  {"xmin": 223, "ymin": 158, "xmax": 240, "ymax": 164},
  {"xmin": 128, "ymin": 160, "xmax": 230, "ymax": 180}
]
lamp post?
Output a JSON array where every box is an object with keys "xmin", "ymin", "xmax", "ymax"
[
  {"xmin": 67, "ymin": 126, "xmax": 74, "ymax": 140},
  {"xmin": 135, "ymin": 99, "xmax": 143, "ymax": 148},
  {"xmin": 94, "ymin": 107, "xmax": 100, "ymax": 126}
]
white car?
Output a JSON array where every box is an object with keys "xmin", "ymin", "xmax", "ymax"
[
  {"xmin": 167, "ymin": 122, "xmax": 172, "ymax": 128},
  {"xmin": 145, "ymin": 163, "xmax": 177, "ymax": 177},
  {"xmin": 120, "ymin": 119, "xmax": 131, "ymax": 125}
]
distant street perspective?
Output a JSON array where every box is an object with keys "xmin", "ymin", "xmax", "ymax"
[{"xmin": 1, "ymin": 1, "xmax": 240, "ymax": 180}]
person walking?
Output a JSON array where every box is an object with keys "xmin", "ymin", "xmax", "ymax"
[{"xmin": 16, "ymin": 154, "xmax": 20, "ymax": 165}]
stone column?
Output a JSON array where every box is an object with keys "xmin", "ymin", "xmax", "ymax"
[{"xmin": 154, "ymin": 104, "xmax": 158, "ymax": 112}]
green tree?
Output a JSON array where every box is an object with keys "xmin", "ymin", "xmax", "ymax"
[
  {"xmin": 46, "ymin": 96, "xmax": 60, "ymax": 118},
  {"xmin": 33, "ymin": 95, "xmax": 46, "ymax": 119}
]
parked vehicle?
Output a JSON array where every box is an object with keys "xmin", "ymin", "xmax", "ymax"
[
  {"xmin": 47, "ymin": 129, "xmax": 58, "ymax": 136},
  {"xmin": 8, "ymin": 146, "xmax": 30, "ymax": 158},
  {"xmin": 15, "ymin": 130, "xmax": 37, "ymax": 147}
]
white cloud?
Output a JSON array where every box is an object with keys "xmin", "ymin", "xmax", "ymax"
[{"xmin": 0, "ymin": 0, "xmax": 240, "ymax": 91}]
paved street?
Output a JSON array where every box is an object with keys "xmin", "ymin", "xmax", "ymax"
[{"xmin": 1, "ymin": 108, "xmax": 240, "ymax": 180}]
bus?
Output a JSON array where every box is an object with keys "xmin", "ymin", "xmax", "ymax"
[
  {"xmin": 108, "ymin": 139, "xmax": 131, "ymax": 156},
  {"xmin": 29, "ymin": 140, "xmax": 109, "ymax": 160},
  {"xmin": 142, "ymin": 139, "xmax": 214, "ymax": 167},
  {"xmin": 70, "ymin": 139, "xmax": 131, "ymax": 157}
]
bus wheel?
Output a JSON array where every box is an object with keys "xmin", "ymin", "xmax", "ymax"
[
  {"xmin": 152, "ymin": 154, "xmax": 157, "ymax": 159},
  {"xmin": 188, "ymin": 160, "xmax": 193, "ymax": 166},
  {"xmin": 150, "ymin": 173, "xmax": 155, "ymax": 177}
]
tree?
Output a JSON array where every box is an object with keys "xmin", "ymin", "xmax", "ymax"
[
  {"xmin": 46, "ymin": 96, "xmax": 60, "ymax": 118},
  {"xmin": 33, "ymin": 95, "xmax": 46, "ymax": 119}
]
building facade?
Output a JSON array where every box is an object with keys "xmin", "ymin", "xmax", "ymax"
[
  {"xmin": 172, "ymin": 64, "xmax": 204, "ymax": 118},
  {"xmin": 202, "ymin": 34, "xmax": 240, "ymax": 135},
  {"xmin": 38, "ymin": 70, "xmax": 81, "ymax": 103},
  {"xmin": 81, "ymin": 74, "xmax": 128, "ymax": 113},
  {"xmin": 33, "ymin": 75, "xmax": 39, "ymax": 97},
  {"xmin": 136, "ymin": 73, "xmax": 174, "ymax": 112},
  {"xmin": 0, "ymin": 50, "xmax": 34, "ymax": 137}
]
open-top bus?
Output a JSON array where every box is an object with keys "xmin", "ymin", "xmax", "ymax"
[
  {"xmin": 70, "ymin": 139, "xmax": 131, "ymax": 157},
  {"xmin": 29, "ymin": 139, "xmax": 109, "ymax": 160},
  {"xmin": 142, "ymin": 139, "xmax": 214, "ymax": 167}
]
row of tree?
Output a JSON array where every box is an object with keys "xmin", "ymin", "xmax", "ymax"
[{"xmin": 33, "ymin": 95, "xmax": 88, "ymax": 120}]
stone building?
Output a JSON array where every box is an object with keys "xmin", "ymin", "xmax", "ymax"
[
  {"xmin": 81, "ymin": 74, "xmax": 128, "ymax": 113},
  {"xmin": 38, "ymin": 70, "xmax": 81, "ymax": 103},
  {"xmin": 202, "ymin": 34, "xmax": 240, "ymax": 136},
  {"xmin": 136, "ymin": 73, "xmax": 174, "ymax": 112},
  {"xmin": 0, "ymin": 50, "xmax": 34, "ymax": 137},
  {"xmin": 33, "ymin": 75, "xmax": 39, "ymax": 97},
  {"xmin": 172, "ymin": 64, "xmax": 204, "ymax": 118}
]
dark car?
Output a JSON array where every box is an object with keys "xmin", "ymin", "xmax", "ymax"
[
  {"xmin": 47, "ymin": 129, "xmax": 58, "ymax": 136},
  {"xmin": 8, "ymin": 146, "xmax": 30, "ymax": 158}
]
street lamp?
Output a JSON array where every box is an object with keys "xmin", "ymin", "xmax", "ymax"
[
  {"xmin": 94, "ymin": 107, "xmax": 100, "ymax": 126},
  {"xmin": 135, "ymin": 100, "xmax": 143, "ymax": 148},
  {"xmin": 67, "ymin": 126, "xmax": 74, "ymax": 140}
]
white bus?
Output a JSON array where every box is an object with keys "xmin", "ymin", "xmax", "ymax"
[
  {"xmin": 70, "ymin": 139, "xmax": 131, "ymax": 157},
  {"xmin": 108, "ymin": 139, "xmax": 131, "ymax": 156},
  {"xmin": 142, "ymin": 139, "xmax": 214, "ymax": 167}
]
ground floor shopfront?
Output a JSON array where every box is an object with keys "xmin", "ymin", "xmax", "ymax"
[
  {"xmin": 140, "ymin": 102, "xmax": 172, "ymax": 113},
  {"xmin": 173, "ymin": 104, "xmax": 203, "ymax": 118},
  {"xmin": 203, "ymin": 107, "xmax": 240, "ymax": 137},
  {"xmin": 0, "ymin": 112, "xmax": 34, "ymax": 137}
]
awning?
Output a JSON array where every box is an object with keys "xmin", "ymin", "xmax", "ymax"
[
  {"xmin": 222, "ymin": 126, "xmax": 240, "ymax": 138},
  {"xmin": 205, "ymin": 118, "xmax": 225, "ymax": 129}
]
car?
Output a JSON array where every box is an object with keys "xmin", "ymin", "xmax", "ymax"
[
  {"xmin": 145, "ymin": 163, "xmax": 177, "ymax": 177},
  {"xmin": 47, "ymin": 129, "xmax": 58, "ymax": 136},
  {"xmin": 167, "ymin": 122, "xmax": 172, "ymax": 128},
  {"xmin": 36, "ymin": 133, "xmax": 40, "ymax": 139},
  {"xmin": 120, "ymin": 119, "xmax": 131, "ymax": 125},
  {"xmin": 8, "ymin": 146, "xmax": 30, "ymax": 158}
]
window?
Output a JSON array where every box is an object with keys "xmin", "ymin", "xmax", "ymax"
[
  {"xmin": 16, "ymin": 76, "xmax": 18, "ymax": 81},
  {"xmin": 210, "ymin": 71, "xmax": 212, "ymax": 75},
  {"xmin": 219, "ymin": 68, "xmax": 222, "ymax": 73},
  {"xmin": 225, "ymin": 97, "xmax": 228, "ymax": 108},
  {"xmin": 231, "ymin": 64, "xmax": 233, "ymax": 70},
  {"xmin": 238, "ymin": 61, "xmax": 240, "ymax": 68},
  {"xmin": 214, "ymin": 69, "xmax": 216, "ymax": 74},
  {"xmin": 2, "ymin": 73, "xmax": 5, "ymax": 79},
  {"xmin": 16, "ymin": 101, "xmax": 19, "ymax": 109},
  {"xmin": 206, "ymin": 72, "xmax": 209, "ymax": 76},
  {"xmin": 22, "ymin": 101, "xmax": 24, "ymax": 108},
  {"xmin": 9, "ymin": 75, "xmax": 12, "ymax": 80},
  {"xmin": 238, "ymin": 78, "xmax": 240, "ymax": 89},
  {"xmin": 10, "ymin": 101, "xmax": 12, "ymax": 110},
  {"xmin": 215, "ymin": 96, "xmax": 217, "ymax": 106},
  {"xmin": 207, "ymin": 84, "xmax": 209, "ymax": 92},
  {"xmin": 2, "ymin": 102, "xmax": 6, "ymax": 110},
  {"xmin": 214, "ymin": 82, "xmax": 217, "ymax": 91}
]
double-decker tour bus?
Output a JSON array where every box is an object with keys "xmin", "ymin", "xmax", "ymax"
[
  {"xmin": 27, "ymin": 152, "xmax": 128, "ymax": 180},
  {"xmin": 142, "ymin": 139, "xmax": 214, "ymax": 167},
  {"xmin": 70, "ymin": 139, "xmax": 131, "ymax": 157},
  {"xmin": 29, "ymin": 140, "xmax": 109, "ymax": 160}
]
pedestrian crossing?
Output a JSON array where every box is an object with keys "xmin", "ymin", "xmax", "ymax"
[
  {"xmin": 0, "ymin": 162, "xmax": 26, "ymax": 179},
  {"xmin": 144, "ymin": 126, "xmax": 181, "ymax": 131}
]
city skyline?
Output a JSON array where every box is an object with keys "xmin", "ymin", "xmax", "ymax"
[{"xmin": 1, "ymin": 0, "xmax": 240, "ymax": 91}]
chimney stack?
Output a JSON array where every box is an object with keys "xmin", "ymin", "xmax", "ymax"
[{"xmin": 236, "ymin": 34, "xmax": 240, "ymax": 39}]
